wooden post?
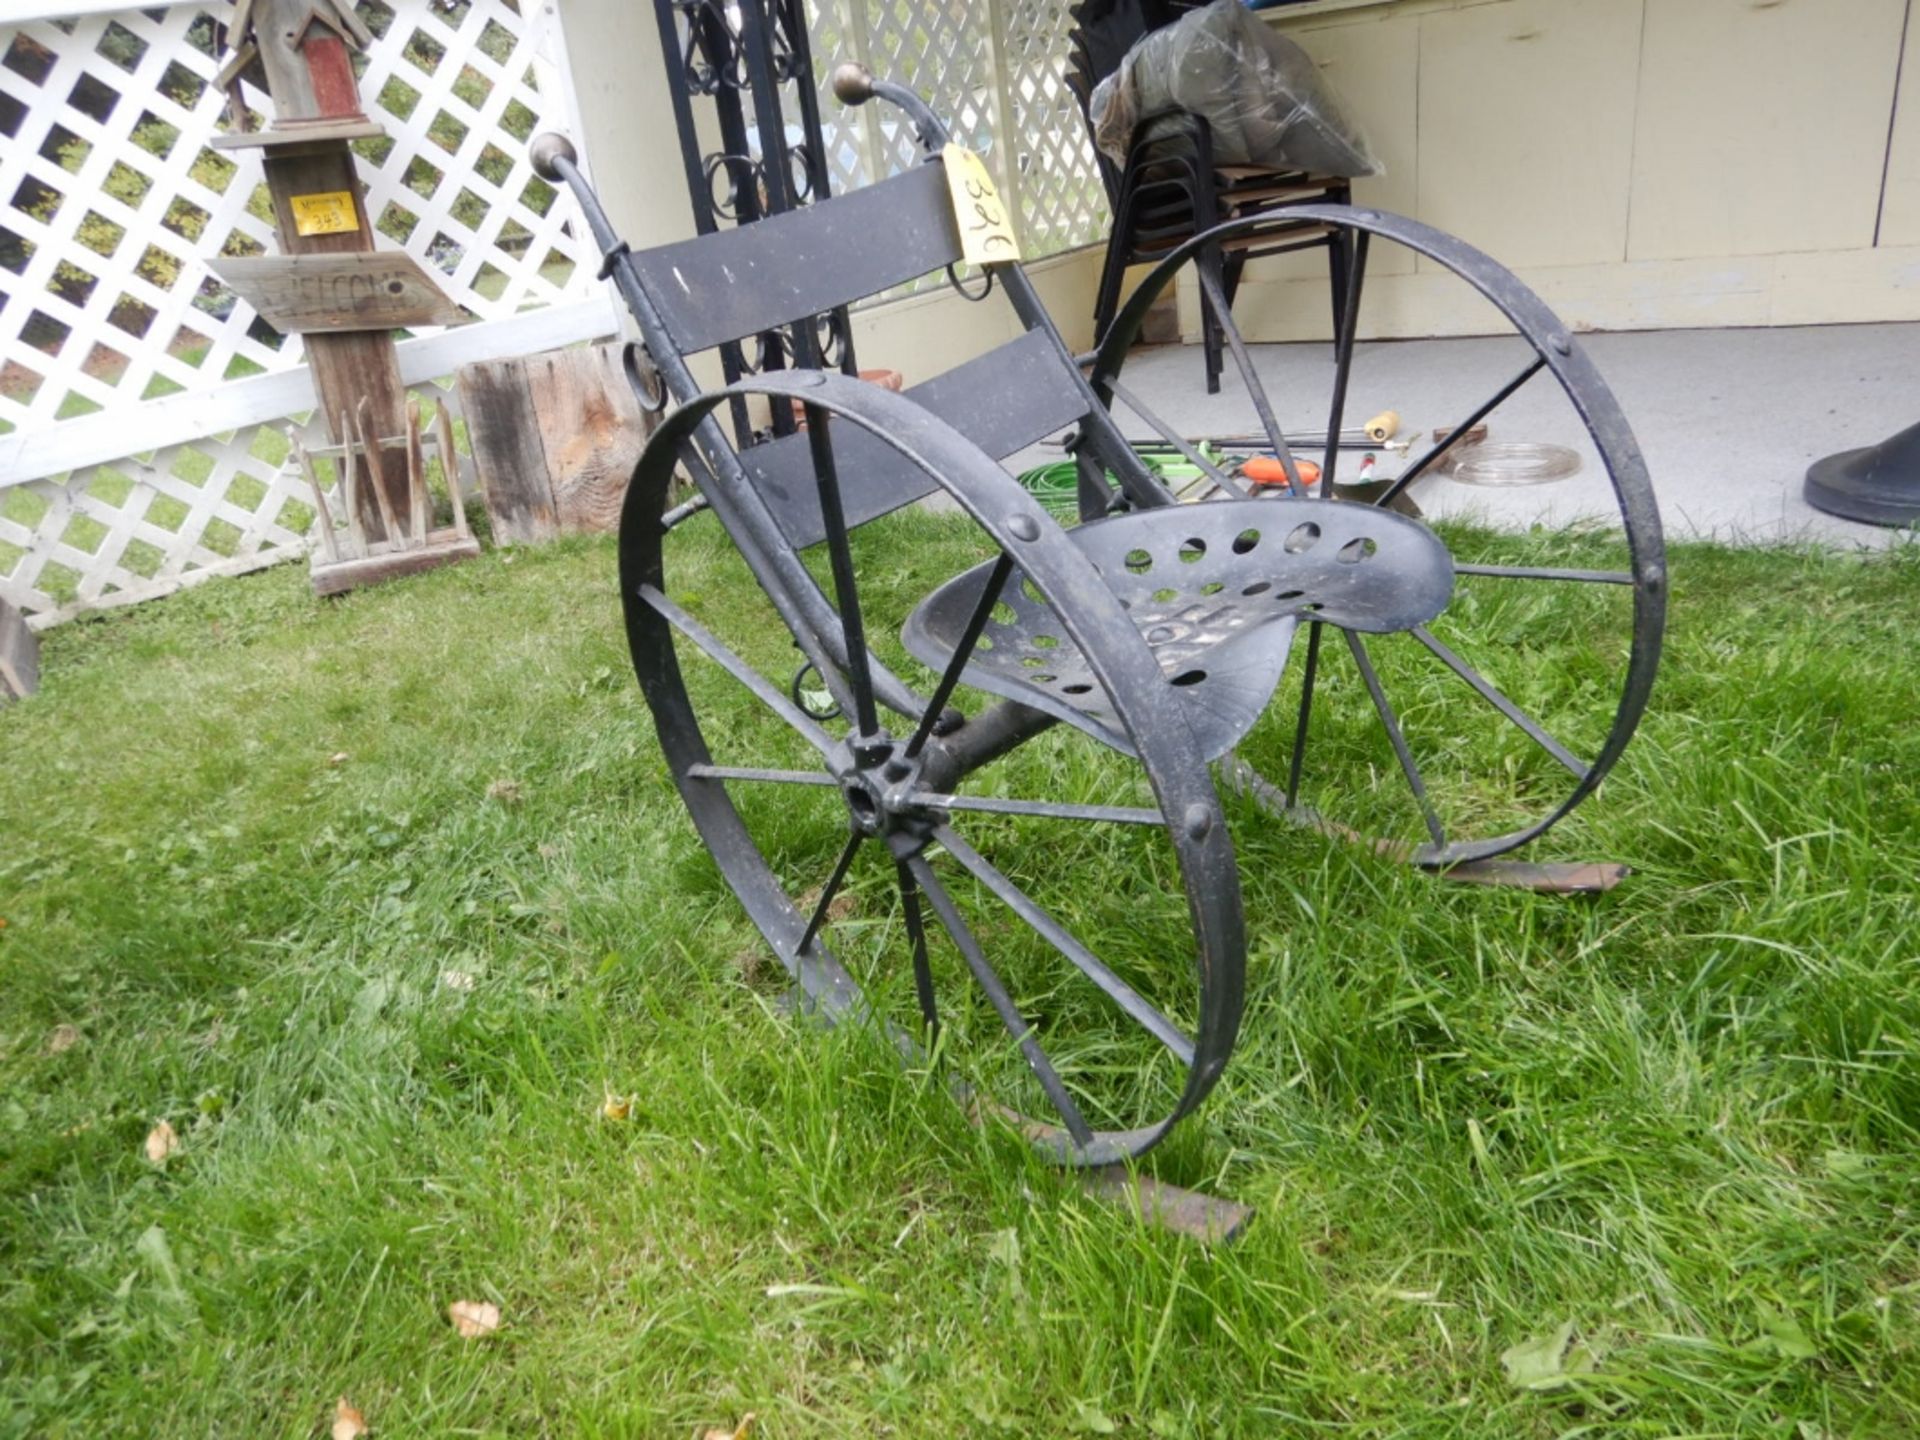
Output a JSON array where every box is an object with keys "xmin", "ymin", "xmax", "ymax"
[
  {"xmin": 337, "ymin": 409, "xmax": 368, "ymax": 555},
  {"xmin": 214, "ymin": 0, "xmax": 429, "ymax": 545},
  {"xmin": 353, "ymin": 397, "xmax": 404, "ymax": 546},
  {"xmin": 433, "ymin": 399, "xmax": 471, "ymax": 540}
]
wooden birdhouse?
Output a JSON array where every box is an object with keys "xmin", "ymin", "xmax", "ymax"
[{"xmin": 214, "ymin": 0, "xmax": 381, "ymax": 143}]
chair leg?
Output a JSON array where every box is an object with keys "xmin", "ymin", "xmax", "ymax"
[
  {"xmin": 1327, "ymin": 229, "xmax": 1351, "ymax": 354},
  {"xmin": 1198, "ymin": 242, "xmax": 1227, "ymax": 396},
  {"xmin": 1093, "ymin": 233, "xmax": 1129, "ymax": 352},
  {"xmin": 1098, "ymin": 238, "xmax": 1121, "ymax": 357},
  {"xmin": 1222, "ymin": 250, "xmax": 1247, "ymax": 310},
  {"xmin": 1327, "ymin": 181, "xmax": 1355, "ymax": 354}
]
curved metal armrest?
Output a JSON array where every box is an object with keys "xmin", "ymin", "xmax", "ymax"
[
  {"xmin": 829, "ymin": 61, "xmax": 954, "ymax": 158},
  {"xmin": 529, "ymin": 135, "xmax": 614, "ymax": 255}
]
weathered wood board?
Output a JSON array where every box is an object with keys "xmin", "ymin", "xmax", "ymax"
[
  {"xmin": 456, "ymin": 342, "xmax": 654, "ymax": 544},
  {"xmin": 310, "ymin": 531, "xmax": 481, "ymax": 597},
  {"xmin": 208, "ymin": 116, "xmax": 387, "ymax": 149},
  {"xmin": 529, "ymin": 345, "xmax": 647, "ymax": 535},
  {"xmin": 1, "ymin": 596, "xmax": 40, "ymax": 702},
  {"xmin": 456, "ymin": 357, "xmax": 558, "ymax": 545},
  {"xmin": 207, "ymin": 253, "xmax": 467, "ymax": 333}
]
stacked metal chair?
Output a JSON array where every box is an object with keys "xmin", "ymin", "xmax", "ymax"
[{"xmin": 1064, "ymin": 0, "xmax": 1353, "ymax": 393}]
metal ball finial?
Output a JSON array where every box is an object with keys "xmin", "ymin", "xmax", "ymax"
[
  {"xmin": 530, "ymin": 132, "xmax": 577, "ymax": 182},
  {"xmin": 831, "ymin": 62, "xmax": 875, "ymax": 105}
]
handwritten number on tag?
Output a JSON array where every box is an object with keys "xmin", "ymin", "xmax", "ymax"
[{"xmin": 942, "ymin": 144, "xmax": 1021, "ymax": 265}]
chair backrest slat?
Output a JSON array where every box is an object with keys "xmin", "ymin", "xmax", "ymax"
[
  {"xmin": 632, "ymin": 161, "xmax": 964, "ymax": 356},
  {"xmin": 742, "ymin": 328, "xmax": 1091, "ymax": 548}
]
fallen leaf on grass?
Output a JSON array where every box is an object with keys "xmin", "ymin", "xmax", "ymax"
[
  {"xmin": 486, "ymin": 779, "xmax": 521, "ymax": 805},
  {"xmin": 1746, "ymin": 1309, "xmax": 1818, "ymax": 1361},
  {"xmin": 331, "ymin": 1396, "xmax": 369, "ymax": 1439},
  {"xmin": 1069, "ymin": 1400, "xmax": 1118, "ymax": 1434},
  {"xmin": 1499, "ymin": 1319, "xmax": 1595, "ymax": 1390},
  {"xmin": 136, "ymin": 1224, "xmax": 190, "ymax": 1308},
  {"xmin": 440, "ymin": 970, "xmax": 476, "ymax": 992},
  {"xmin": 144, "ymin": 1120, "xmax": 179, "ymax": 1165},
  {"xmin": 448, "ymin": 1299, "xmax": 502, "ymax": 1338},
  {"xmin": 1822, "ymin": 1149, "xmax": 1876, "ymax": 1182},
  {"xmin": 46, "ymin": 1024, "xmax": 81, "ymax": 1055},
  {"xmin": 701, "ymin": 1414, "xmax": 755, "ymax": 1440}
]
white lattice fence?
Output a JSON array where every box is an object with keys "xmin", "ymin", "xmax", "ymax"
[
  {"xmin": 805, "ymin": 0, "xmax": 1109, "ymax": 259},
  {"xmin": 0, "ymin": 0, "xmax": 612, "ymax": 626},
  {"xmin": 0, "ymin": 377, "xmax": 470, "ymax": 620}
]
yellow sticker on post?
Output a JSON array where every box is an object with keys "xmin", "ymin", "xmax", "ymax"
[
  {"xmin": 941, "ymin": 144, "xmax": 1020, "ymax": 265},
  {"xmin": 290, "ymin": 191, "xmax": 358, "ymax": 237}
]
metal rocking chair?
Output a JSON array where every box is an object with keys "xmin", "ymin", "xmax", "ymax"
[{"xmin": 529, "ymin": 62, "xmax": 1665, "ymax": 1170}]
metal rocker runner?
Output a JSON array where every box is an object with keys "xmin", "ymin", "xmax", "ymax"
[{"xmin": 530, "ymin": 64, "xmax": 1666, "ymax": 1173}]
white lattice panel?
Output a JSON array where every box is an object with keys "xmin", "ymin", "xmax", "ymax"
[
  {"xmin": 0, "ymin": 0, "xmax": 592, "ymax": 437},
  {"xmin": 0, "ymin": 377, "xmax": 464, "ymax": 622},
  {"xmin": 1, "ymin": 0, "xmax": 600, "ymax": 625},
  {"xmin": 998, "ymin": 0, "xmax": 1108, "ymax": 255},
  {"xmin": 346, "ymin": 0, "xmax": 586, "ymax": 321},
  {"xmin": 805, "ymin": 0, "xmax": 1107, "ymax": 255}
]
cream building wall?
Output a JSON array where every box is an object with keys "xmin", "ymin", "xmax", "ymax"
[{"xmin": 1222, "ymin": 0, "xmax": 1920, "ymax": 340}]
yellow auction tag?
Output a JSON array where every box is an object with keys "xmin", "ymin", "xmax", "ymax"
[
  {"xmin": 941, "ymin": 144, "xmax": 1021, "ymax": 265},
  {"xmin": 290, "ymin": 191, "xmax": 358, "ymax": 237}
]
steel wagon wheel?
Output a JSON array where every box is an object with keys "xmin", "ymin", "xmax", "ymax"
[
  {"xmin": 1086, "ymin": 207, "xmax": 1667, "ymax": 871},
  {"xmin": 623, "ymin": 372, "xmax": 1244, "ymax": 1165}
]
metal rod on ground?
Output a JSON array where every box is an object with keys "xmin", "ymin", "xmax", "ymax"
[
  {"xmin": 1200, "ymin": 434, "xmax": 1411, "ymax": 453},
  {"xmin": 1043, "ymin": 433, "xmax": 1409, "ymax": 454}
]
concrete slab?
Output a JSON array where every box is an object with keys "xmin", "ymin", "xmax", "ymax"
[{"xmin": 1016, "ymin": 323, "xmax": 1918, "ymax": 546}]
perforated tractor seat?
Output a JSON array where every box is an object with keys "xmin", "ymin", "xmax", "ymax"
[{"xmin": 904, "ymin": 498, "xmax": 1454, "ymax": 760}]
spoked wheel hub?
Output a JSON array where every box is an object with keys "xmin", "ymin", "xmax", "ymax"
[{"xmin": 826, "ymin": 733, "xmax": 937, "ymax": 849}]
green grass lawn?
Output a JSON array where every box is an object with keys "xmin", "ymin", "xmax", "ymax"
[{"xmin": 2, "ymin": 522, "xmax": 1917, "ymax": 1438}]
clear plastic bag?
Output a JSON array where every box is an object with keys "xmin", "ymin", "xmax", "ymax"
[{"xmin": 1090, "ymin": 0, "xmax": 1380, "ymax": 178}]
